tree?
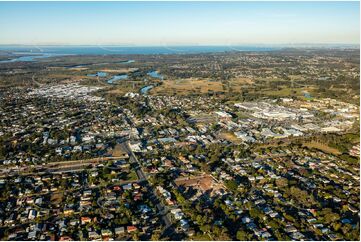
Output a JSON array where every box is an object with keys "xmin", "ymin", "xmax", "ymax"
[
  {"xmin": 224, "ymin": 180, "xmax": 238, "ymax": 193},
  {"xmin": 249, "ymin": 208, "xmax": 262, "ymax": 220},
  {"xmin": 324, "ymin": 212, "xmax": 340, "ymax": 225},
  {"xmin": 132, "ymin": 233, "xmax": 139, "ymax": 241},
  {"xmin": 200, "ymin": 224, "xmax": 211, "ymax": 233},
  {"xmin": 236, "ymin": 230, "xmax": 248, "ymax": 241},
  {"xmin": 333, "ymin": 222, "xmax": 342, "ymax": 232},
  {"xmin": 151, "ymin": 231, "xmax": 161, "ymax": 241},
  {"xmin": 173, "ymin": 189, "xmax": 186, "ymax": 204}
]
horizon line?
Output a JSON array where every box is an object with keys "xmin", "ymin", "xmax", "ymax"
[{"xmin": 0, "ymin": 43, "xmax": 359, "ymax": 47}]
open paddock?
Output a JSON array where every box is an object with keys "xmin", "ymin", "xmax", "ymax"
[{"xmin": 150, "ymin": 78, "xmax": 224, "ymax": 95}]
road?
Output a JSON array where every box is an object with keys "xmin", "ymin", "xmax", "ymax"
[
  {"xmin": 118, "ymin": 141, "xmax": 176, "ymax": 238},
  {"xmin": 0, "ymin": 156, "xmax": 128, "ymax": 178}
]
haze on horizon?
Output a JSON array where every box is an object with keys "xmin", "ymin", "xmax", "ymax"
[{"xmin": 0, "ymin": 1, "xmax": 359, "ymax": 46}]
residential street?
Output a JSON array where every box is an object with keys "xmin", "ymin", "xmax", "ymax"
[{"xmin": 119, "ymin": 141, "xmax": 176, "ymax": 238}]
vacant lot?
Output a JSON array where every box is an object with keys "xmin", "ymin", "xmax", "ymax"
[
  {"xmin": 227, "ymin": 77, "xmax": 254, "ymax": 92},
  {"xmin": 303, "ymin": 141, "xmax": 341, "ymax": 155},
  {"xmin": 218, "ymin": 132, "xmax": 241, "ymax": 144},
  {"xmin": 111, "ymin": 144, "xmax": 129, "ymax": 157},
  {"xmin": 150, "ymin": 78, "xmax": 224, "ymax": 95},
  {"xmin": 51, "ymin": 192, "xmax": 63, "ymax": 205}
]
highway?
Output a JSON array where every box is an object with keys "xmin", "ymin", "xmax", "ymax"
[{"xmin": 0, "ymin": 156, "xmax": 128, "ymax": 178}]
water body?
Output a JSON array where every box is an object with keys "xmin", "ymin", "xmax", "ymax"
[
  {"xmin": 67, "ymin": 64, "xmax": 92, "ymax": 68},
  {"xmin": 120, "ymin": 60, "xmax": 135, "ymax": 64},
  {"xmin": 0, "ymin": 45, "xmax": 283, "ymax": 56},
  {"xmin": 304, "ymin": 92, "xmax": 312, "ymax": 99},
  {"xmin": 87, "ymin": 72, "xmax": 108, "ymax": 77},
  {"xmin": 107, "ymin": 74, "xmax": 128, "ymax": 84},
  {"xmin": 0, "ymin": 53, "xmax": 68, "ymax": 63},
  {"xmin": 147, "ymin": 70, "xmax": 163, "ymax": 80},
  {"xmin": 140, "ymin": 85, "xmax": 154, "ymax": 95},
  {"xmin": 0, "ymin": 45, "xmax": 287, "ymax": 64}
]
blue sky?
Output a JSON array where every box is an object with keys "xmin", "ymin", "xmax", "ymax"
[{"xmin": 0, "ymin": 1, "xmax": 359, "ymax": 45}]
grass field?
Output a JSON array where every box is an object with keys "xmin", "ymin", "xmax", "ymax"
[
  {"xmin": 126, "ymin": 170, "xmax": 139, "ymax": 181},
  {"xmin": 219, "ymin": 132, "xmax": 241, "ymax": 144},
  {"xmin": 188, "ymin": 233, "xmax": 212, "ymax": 241},
  {"xmin": 227, "ymin": 77, "xmax": 254, "ymax": 92},
  {"xmin": 150, "ymin": 78, "xmax": 224, "ymax": 95},
  {"xmin": 150, "ymin": 77, "xmax": 254, "ymax": 95},
  {"xmin": 303, "ymin": 141, "xmax": 342, "ymax": 155},
  {"xmin": 263, "ymin": 87, "xmax": 303, "ymax": 96},
  {"xmin": 67, "ymin": 67, "xmax": 89, "ymax": 71},
  {"xmin": 99, "ymin": 67, "xmax": 138, "ymax": 73}
]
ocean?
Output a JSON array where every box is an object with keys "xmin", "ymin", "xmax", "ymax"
[
  {"xmin": 0, "ymin": 44, "xmax": 356, "ymax": 63},
  {"xmin": 0, "ymin": 45, "xmax": 281, "ymax": 56}
]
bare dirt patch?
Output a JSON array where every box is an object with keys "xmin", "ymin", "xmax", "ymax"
[
  {"xmin": 111, "ymin": 144, "xmax": 128, "ymax": 157},
  {"xmin": 218, "ymin": 132, "xmax": 241, "ymax": 144},
  {"xmin": 51, "ymin": 192, "xmax": 63, "ymax": 205}
]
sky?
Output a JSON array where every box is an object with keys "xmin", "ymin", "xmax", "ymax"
[{"xmin": 0, "ymin": 1, "xmax": 359, "ymax": 46}]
